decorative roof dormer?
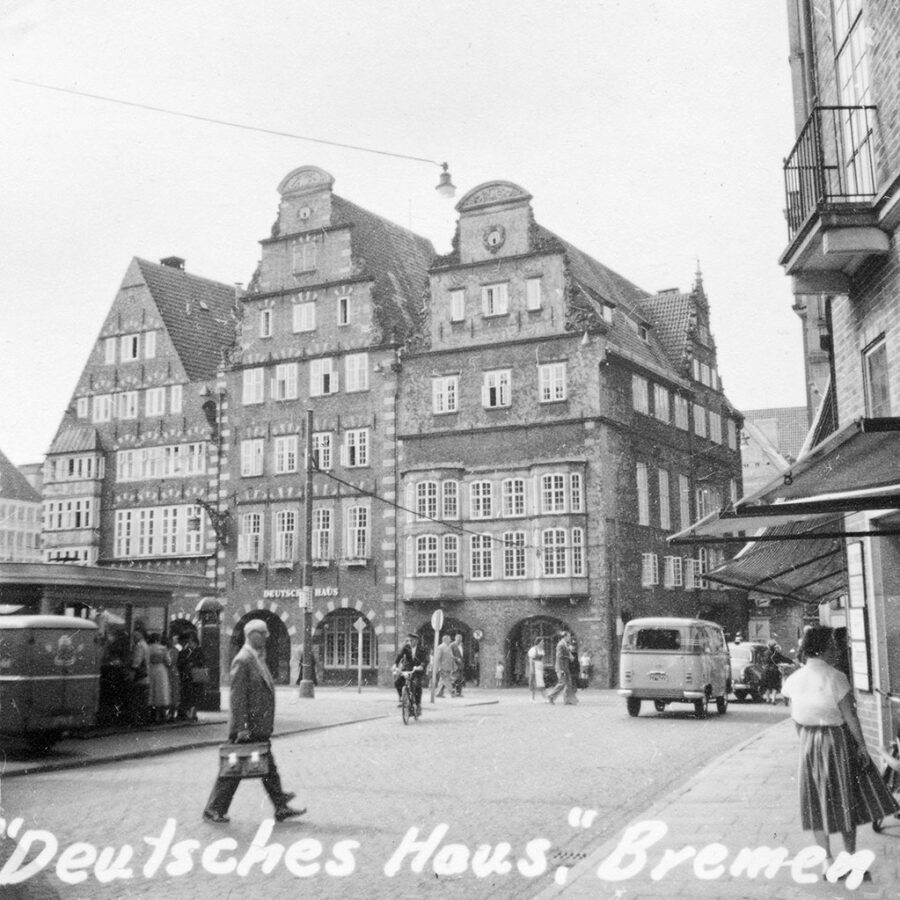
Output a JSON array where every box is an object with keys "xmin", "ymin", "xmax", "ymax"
[
  {"xmin": 455, "ymin": 180, "xmax": 534, "ymax": 264},
  {"xmin": 276, "ymin": 165, "xmax": 336, "ymax": 235}
]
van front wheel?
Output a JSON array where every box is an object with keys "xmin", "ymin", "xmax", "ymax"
[
  {"xmin": 716, "ymin": 695, "xmax": 728, "ymax": 715},
  {"xmin": 626, "ymin": 698, "xmax": 641, "ymax": 717}
]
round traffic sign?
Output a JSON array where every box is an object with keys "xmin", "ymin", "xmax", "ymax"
[{"xmin": 431, "ymin": 609, "xmax": 444, "ymax": 631}]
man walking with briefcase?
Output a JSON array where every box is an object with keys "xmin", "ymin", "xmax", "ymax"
[{"xmin": 203, "ymin": 618, "xmax": 304, "ymax": 824}]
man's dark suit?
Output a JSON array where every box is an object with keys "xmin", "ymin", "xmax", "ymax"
[{"xmin": 205, "ymin": 644, "xmax": 291, "ymax": 816}]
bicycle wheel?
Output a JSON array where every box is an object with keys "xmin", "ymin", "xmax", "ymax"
[{"xmin": 401, "ymin": 685, "xmax": 411, "ymax": 725}]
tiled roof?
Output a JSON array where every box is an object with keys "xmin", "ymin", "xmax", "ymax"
[
  {"xmin": 48, "ymin": 424, "xmax": 103, "ymax": 455},
  {"xmin": 742, "ymin": 406, "xmax": 810, "ymax": 462},
  {"xmin": 638, "ymin": 291, "xmax": 694, "ymax": 370},
  {"xmin": 539, "ymin": 227, "xmax": 686, "ymax": 379},
  {"xmin": 331, "ymin": 196, "xmax": 434, "ymax": 344},
  {"xmin": 136, "ymin": 259, "xmax": 238, "ymax": 381},
  {"xmin": 0, "ymin": 447, "xmax": 41, "ymax": 502}
]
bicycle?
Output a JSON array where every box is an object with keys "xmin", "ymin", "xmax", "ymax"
[
  {"xmin": 399, "ymin": 669, "xmax": 422, "ymax": 725},
  {"xmin": 872, "ymin": 732, "xmax": 900, "ymax": 833}
]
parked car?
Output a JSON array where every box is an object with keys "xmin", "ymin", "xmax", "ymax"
[{"xmin": 728, "ymin": 641, "xmax": 766, "ymax": 702}]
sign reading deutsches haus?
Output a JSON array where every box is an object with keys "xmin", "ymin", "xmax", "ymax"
[{"xmin": 263, "ymin": 587, "xmax": 339, "ymax": 599}]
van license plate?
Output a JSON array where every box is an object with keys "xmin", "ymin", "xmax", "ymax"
[{"xmin": 648, "ymin": 672, "xmax": 667, "ymax": 682}]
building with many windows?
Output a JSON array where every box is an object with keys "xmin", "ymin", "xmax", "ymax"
[
  {"xmin": 0, "ymin": 447, "xmax": 42, "ymax": 562},
  {"xmin": 42, "ymin": 257, "xmax": 238, "ymax": 585},
  {"xmin": 398, "ymin": 181, "xmax": 744, "ymax": 686}
]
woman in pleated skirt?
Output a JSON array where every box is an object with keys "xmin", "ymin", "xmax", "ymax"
[{"xmin": 782, "ymin": 626, "xmax": 899, "ymax": 875}]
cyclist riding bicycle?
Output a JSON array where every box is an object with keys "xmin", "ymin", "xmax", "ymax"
[{"xmin": 394, "ymin": 632, "xmax": 428, "ymax": 712}]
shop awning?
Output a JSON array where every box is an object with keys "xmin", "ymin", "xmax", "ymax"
[
  {"xmin": 670, "ymin": 416, "xmax": 900, "ymax": 545},
  {"xmin": 702, "ymin": 518, "xmax": 846, "ymax": 604}
]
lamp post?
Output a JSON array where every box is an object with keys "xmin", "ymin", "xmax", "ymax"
[{"xmin": 298, "ymin": 408, "xmax": 316, "ymax": 698}]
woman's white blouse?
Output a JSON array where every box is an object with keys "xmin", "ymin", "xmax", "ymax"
[{"xmin": 782, "ymin": 658, "xmax": 851, "ymax": 726}]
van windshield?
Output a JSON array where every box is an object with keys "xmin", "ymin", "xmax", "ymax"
[{"xmin": 624, "ymin": 628, "xmax": 682, "ymax": 651}]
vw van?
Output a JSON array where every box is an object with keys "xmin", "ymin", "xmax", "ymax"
[
  {"xmin": 618, "ymin": 617, "xmax": 731, "ymax": 718},
  {"xmin": 0, "ymin": 615, "xmax": 100, "ymax": 749}
]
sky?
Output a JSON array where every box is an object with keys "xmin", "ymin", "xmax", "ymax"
[{"xmin": 0, "ymin": 0, "xmax": 806, "ymax": 466}]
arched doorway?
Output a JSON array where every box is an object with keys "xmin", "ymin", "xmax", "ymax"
[
  {"xmin": 416, "ymin": 616, "xmax": 478, "ymax": 685},
  {"xmin": 507, "ymin": 615, "xmax": 568, "ymax": 687},
  {"xmin": 231, "ymin": 611, "xmax": 291, "ymax": 685},
  {"xmin": 318, "ymin": 609, "xmax": 378, "ymax": 687}
]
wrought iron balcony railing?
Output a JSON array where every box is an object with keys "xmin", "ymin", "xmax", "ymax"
[{"xmin": 783, "ymin": 105, "xmax": 878, "ymax": 241}]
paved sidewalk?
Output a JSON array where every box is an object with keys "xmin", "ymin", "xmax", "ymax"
[
  {"xmin": 0, "ymin": 685, "xmax": 500, "ymax": 778},
  {"xmin": 536, "ymin": 718, "xmax": 899, "ymax": 900}
]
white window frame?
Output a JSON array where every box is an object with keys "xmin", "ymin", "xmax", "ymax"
[
  {"xmin": 337, "ymin": 296, "xmax": 350, "ymax": 327},
  {"xmin": 273, "ymin": 363, "xmax": 299, "ymax": 401},
  {"xmin": 144, "ymin": 331, "xmax": 157, "ymax": 359},
  {"xmin": 120, "ymin": 334, "xmax": 140, "ymax": 362},
  {"xmin": 538, "ymin": 362, "xmax": 567, "ymax": 403},
  {"xmin": 653, "ymin": 384, "xmax": 670, "ymax": 423},
  {"xmin": 312, "ymin": 432, "xmax": 332, "ymax": 471},
  {"xmin": 693, "ymin": 404, "xmax": 707, "ymax": 439},
  {"xmin": 170, "ymin": 384, "xmax": 183, "ymax": 414},
  {"xmin": 345, "ymin": 353, "xmax": 369, "ymax": 393},
  {"xmin": 503, "ymin": 531, "xmax": 526, "ymax": 579},
  {"xmin": 570, "ymin": 473, "xmax": 583, "ymax": 513},
  {"xmin": 432, "ymin": 375, "xmax": 458, "ymax": 414},
  {"xmin": 145, "ymin": 387, "xmax": 166, "ymax": 417},
  {"xmin": 118, "ymin": 391, "xmax": 138, "ymax": 420},
  {"xmin": 664, "ymin": 556, "xmax": 683, "ymax": 588},
  {"xmin": 273, "ymin": 510, "xmax": 296, "ymax": 562},
  {"xmin": 346, "ymin": 505, "xmax": 370, "ymax": 559},
  {"xmin": 541, "ymin": 528, "xmax": 568, "ymax": 577},
  {"xmin": 442, "ymin": 481, "xmax": 459, "ymax": 519},
  {"xmin": 674, "ymin": 395, "xmax": 689, "ymax": 430},
  {"xmin": 678, "ymin": 474, "xmax": 691, "ymax": 529},
  {"xmin": 243, "ymin": 368, "xmax": 265, "ymax": 405},
  {"xmin": 313, "ymin": 507, "xmax": 333, "ymax": 561},
  {"xmin": 92, "ymin": 394, "xmax": 112, "ymax": 423},
  {"xmin": 238, "ymin": 513, "xmax": 263, "ymax": 563},
  {"xmin": 641, "ymin": 553, "xmax": 659, "ymax": 587},
  {"xmin": 241, "ymin": 438, "xmax": 265, "ymax": 477},
  {"xmin": 415, "ymin": 535, "xmax": 439, "ymax": 576},
  {"xmin": 104, "ymin": 337, "xmax": 117, "ymax": 364},
  {"xmin": 525, "ymin": 277, "xmax": 542, "ymax": 311},
  {"xmin": 442, "ymin": 534, "xmax": 460, "ymax": 575},
  {"xmin": 501, "ymin": 478, "xmax": 526, "ymax": 518},
  {"xmin": 658, "ymin": 468, "xmax": 671, "ymax": 530},
  {"xmin": 470, "ymin": 481, "xmax": 493, "ymax": 519},
  {"xmin": 273, "ymin": 435, "xmax": 299, "ymax": 474},
  {"xmin": 469, "ymin": 534, "xmax": 493, "ymax": 580},
  {"xmin": 292, "ymin": 241, "xmax": 317, "ymax": 273},
  {"xmin": 864, "ymin": 338, "xmax": 890, "ymax": 417},
  {"xmin": 481, "ymin": 282, "xmax": 509, "ymax": 317},
  {"xmin": 76, "ymin": 397, "xmax": 89, "ymax": 419},
  {"xmin": 449, "ymin": 289, "xmax": 465, "ymax": 322},
  {"xmin": 310, "ymin": 358, "xmax": 338, "ymax": 396},
  {"xmin": 259, "ymin": 308, "xmax": 273, "ymax": 338},
  {"xmin": 632, "ymin": 375, "xmax": 649, "ymax": 414},
  {"xmin": 482, "ymin": 369, "xmax": 511, "ymax": 409},
  {"xmin": 541, "ymin": 473, "xmax": 567, "ymax": 514},
  {"xmin": 416, "ymin": 481, "xmax": 438, "ymax": 521},
  {"xmin": 636, "ymin": 462, "xmax": 649, "ymax": 526},
  {"xmin": 293, "ymin": 302, "xmax": 316, "ymax": 333},
  {"xmin": 708, "ymin": 411, "xmax": 722, "ymax": 444},
  {"xmin": 343, "ymin": 429, "xmax": 369, "ymax": 468}
]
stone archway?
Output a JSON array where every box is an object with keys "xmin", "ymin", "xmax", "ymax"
[
  {"xmin": 416, "ymin": 616, "xmax": 477, "ymax": 685},
  {"xmin": 230, "ymin": 610, "xmax": 292, "ymax": 685},
  {"xmin": 506, "ymin": 615, "xmax": 569, "ymax": 687}
]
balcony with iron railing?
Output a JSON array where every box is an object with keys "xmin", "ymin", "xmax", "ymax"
[{"xmin": 780, "ymin": 105, "xmax": 889, "ymax": 290}]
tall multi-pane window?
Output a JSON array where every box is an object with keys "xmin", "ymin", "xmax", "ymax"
[
  {"xmin": 273, "ymin": 363, "xmax": 299, "ymax": 400},
  {"xmin": 238, "ymin": 513, "xmax": 263, "ymax": 563},
  {"xmin": 120, "ymin": 334, "xmax": 140, "ymax": 362},
  {"xmin": 345, "ymin": 353, "xmax": 369, "ymax": 392},
  {"xmin": 501, "ymin": 478, "xmax": 526, "ymax": 517},
  {"xmin": 416, "ymin": 482, "xmax": 438, "ymax": 521},
  {"xmin": 312, "ymin": 432, "xmax": 332, "ymax": 470},
  {"xmin": 259, "ymin": 308, "xmax": 273, "ymax": 338},
  {"xmin": 470, "ymin": 534, "xmax": 493, "ymax": 579},
  {"xmin": 678, "ymin": 475, "xmax": 691, "ymax": 528},
  {"xmin": 636, "ymin": 462, "xmax": 649, "ymax": 526},
  {"xmin": 310, "ymin": 358, "xmax": 338, "ymax": 395},
  {"xmin": 482, "ymin": 369, "xmax": 511, "ymax": 408},
  {"xmin": 658, "ymin": 469, "xmax": 671, "ymax": 530},
  {"xmin": 415, "ymin": 535, "xmax": 439, "ymax": 575},
  {"xmin": 273, "ymin": 511, "xmax": 296, "ymax": 562},
  {"xmin": 503, "ymin": 531, "xmax": 526, "ymax": 578},
  {"xmin": 118, "ymin": 391, "xmax": 138, "ymax": 420},
  {"xmin": 674, "ymin": 395, "xmax": 689, "ymax": 430},
  {"xmin": 632, "ymin": 375, "xmax": 649, "ymax": 414},
  {"xmin": 664, "ymin": 556, "xmax": 683, "ymax": 588},
  {"xmin": 292, "ymin": 241, "xmax": 317, "ymax": 273},
  {"xmin": 442, "ymin": 535, "xmax": 460, "ymax": 575},
  {"xmin": 241, "ymin": 438, "xmax": 265, "ymax": 476},
  {"xmin": 538, "ymin": 362, "xmax": 567, "ymax": 402},
  {"xmin": 145, "ymin": 388, "xmax": 166, "ymax": 417},
  {"xmin": 343, "ymin": 429, "xmax": 369, "ymax": 467},
  {"xmin": 864, "ymin": 338, "xmax": 891, "ymax": 416},
  {"xmin": 92, "ymin": 394, "xmax": 112, "ymax": 423},
  {"xmin": 570, "ymin": 473, "xmax": 583, "ymax": 513},
  {"xmin": 313, "ymin": 508, "xmax": 332, "ymax": 561},
  {"xmin": 542, "ymin": 528, "xmax": 568, "ymax": 576},
  {"xmin": 449, "ymin": 289, "xmax": 465, "ymax": 322},
  {"xmin": 471, "ymin": 481, "xmax": 493, "ymax": 519},
  {"xmin": 571, "ymin": 528, "xmax": 585, "ymax": 576},
  {"xmin": 442, "ymin": 481, "xmax": 459, "ymax": 519},
  {"xmin": 346, "ymin": 506, "xmax": 369, "ymax": 558},
  {"xmin": 243, "ymin": 368, "xmax": 265, "ymax": 405},
  {"xmin": 273, "ymin": 435, "xmax": 298, "ymax": 474},
  {"xmin": 641, "ymin": 553, "xmax": 659, "ymax": 587},
  {"xmin": 432, "ymin": 375, "xmax": 458, "ymax": 414},
  {"xmin": 541, "ymin": 474, "xmax": 566, "ymax": 513},
  {"xmin": 653, "ymin": 384, "xmax": 670, "ymax": 422}
]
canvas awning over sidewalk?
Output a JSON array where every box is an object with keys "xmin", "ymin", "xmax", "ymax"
[{"xmin": 670, "ymin": 416, "xmax": 900, "ymax": 546}]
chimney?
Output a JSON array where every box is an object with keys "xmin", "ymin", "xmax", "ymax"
[{"xmin": 160, "ymin": 256, "xmax": 185, "ymax": 270}]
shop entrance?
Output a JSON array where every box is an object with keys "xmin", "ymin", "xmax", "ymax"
[
  {"xmin": 416, "ymin": 617, "xmax": 478, "ymax": 686},
  {"xmin": 506, "ymin": 615, "xmax": 568, "ymax": 687},
  {"xmin": 230, "ymin": 611, "xmax": 291, "ymax": 684}
]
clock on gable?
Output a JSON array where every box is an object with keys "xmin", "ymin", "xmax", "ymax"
[{"xmin": 483, "ymin": 225, "xmax": 506, "ymax": 253}]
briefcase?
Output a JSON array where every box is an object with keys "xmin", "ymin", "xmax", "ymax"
[{"xmin": 218, "ymin": 741, "xmax": 271, "ymax": 778}]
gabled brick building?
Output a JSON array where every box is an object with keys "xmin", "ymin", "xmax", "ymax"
[
  {"xmin": 41, "ymin": 257, "xmax": 238, "ymax": 632},
  {"xmin": 397, "ymin": 181, "xmax": 744, "ymax": 687},
  {"xmin": 0, "ymin": 447, "xmax": 42, "ymax": 562}
]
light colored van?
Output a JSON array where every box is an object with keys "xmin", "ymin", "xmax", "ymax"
[{"xmin": 617, "ymin": 617, "xmax": 731, "ymax": 718}]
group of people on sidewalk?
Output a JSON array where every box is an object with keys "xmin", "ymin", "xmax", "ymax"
[{"xmin": 434, "ymin": 633, "xmax": 465, "ymax": 698}]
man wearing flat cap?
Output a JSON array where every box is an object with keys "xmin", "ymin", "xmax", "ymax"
[
  {"xmin": 394, "ymin": 632, "xmax": 428, "ymax": 713},
  {"xmin": 203, "ymin": 617, "xmax": 303, "ymax": 823}
]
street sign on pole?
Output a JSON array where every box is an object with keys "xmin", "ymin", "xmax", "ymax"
[
  {"xmin": 430, "ymin": 609, "xmax": 444, "ymax": 703},
  {"xmin": 297, "ymin": 588, "xmax": 311, "ymax": 610},
  {"xmin": 353, "ymin": 617, "xmax": 366, "ymax": 693}
]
